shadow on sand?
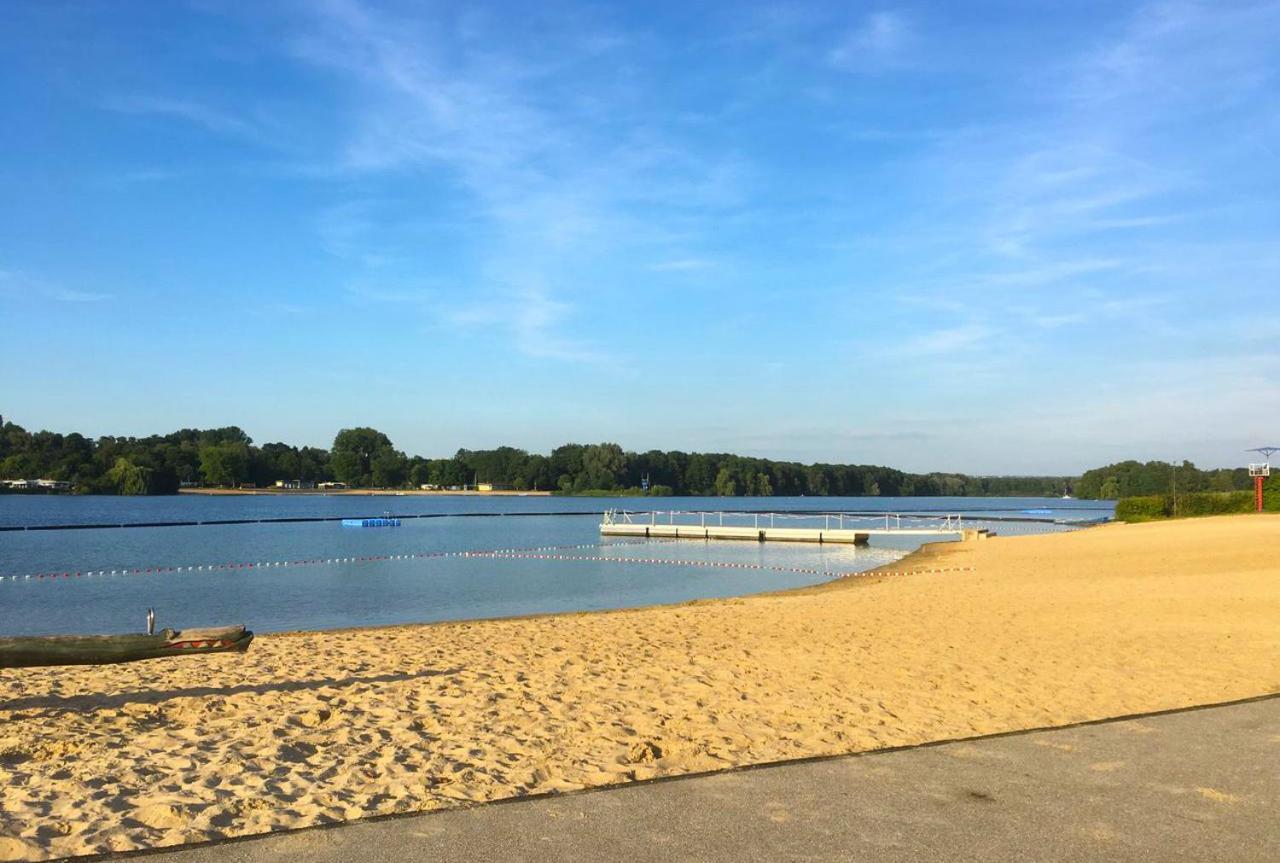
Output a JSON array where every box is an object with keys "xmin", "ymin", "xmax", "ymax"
[{"xmin": 0, "ymin": 667, "xmax": 462, "ymax": 715}]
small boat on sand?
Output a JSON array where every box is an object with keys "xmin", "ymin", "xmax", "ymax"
[{"xmin": 0, "ymin": 623, "xmax": 254, "ymax": 669}]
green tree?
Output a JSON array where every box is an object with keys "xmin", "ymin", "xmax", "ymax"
[
  {"xmin": 371, "ymin": 449, "xmax": 409, "ymax": 488},
  {"xmin": 684, "ymin": 454, "xmax": 716, "ymax": 495},
  {"xmin": 714, "ymin": 467, "xmax": 739, "ymax": 496},
  {"xmin": 331, "ymin": 427, "xmax": 395, "ymax": 487},
  {"xmin": 580, "ymin": 443, "xmax": 626, "ymax": 490},
  {"xmin": 107, "ymin": 457, "xmax": 151, "ymax": 495},
  {"xmin": 805, "ymin": 466, "xmax": 830, "ymax": 496},
  {"xmin": 1099, "ymin": 476, "xmax": 1120, "ymax": 499},
  {"xmin": 198, "ymin": 442, "xmax": 249, "ymax": 487}
]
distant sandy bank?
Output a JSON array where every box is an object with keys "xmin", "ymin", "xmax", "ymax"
[{"xmin": 2, "ymin": 515, "xmax": 1278, "ymax": 860}]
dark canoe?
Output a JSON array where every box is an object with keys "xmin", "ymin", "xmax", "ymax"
[{"xmin": 0, "ymin": 625, "xmax": 254, "ymax": 669}]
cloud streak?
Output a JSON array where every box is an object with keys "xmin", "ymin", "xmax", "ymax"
[
  {"xmin": 0, "ymin": 271, "xmax": 111, "ymax": 303},
  {"xmin": 829, "ymin": 11, "xmax": 913, "ymax": 72},
  {"xmin": 103, "ymin": 94, "xmax": 259, "ymax": 140},
  {"xmin": 276, "ymin": 0, "xmax": 747, "ymax": 364}
]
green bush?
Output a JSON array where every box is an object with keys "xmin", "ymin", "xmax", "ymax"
[
  {"xmin": 1115, "ymin": 495, "xmax": 1168, "ymax": 522},
  {"xmin": 1116, "ymin": 490, "xmax": 1258, "ymax": 522},
  {"xmin": 1175, "ymin": 491, "xmax": 1254, "ymax": 517}
]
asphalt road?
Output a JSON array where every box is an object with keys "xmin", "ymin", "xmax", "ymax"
[{"xmin": 123, "ymin": 695, "xmax": 1280, "ymax": 863}]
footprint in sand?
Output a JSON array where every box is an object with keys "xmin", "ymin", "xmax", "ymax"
[
  {"xmin": 294, "ymin": 709, "xmax": 332, "ymax": 728},
  {"xmin": 131, "ymin": 803, "xmax": 190, "ymax": 830},
  {"xmin": 1086, "ymin": 823, "xmax": 1116, "ymax": 842},
  {"xmin": 1196, "ymin": 787, "xmax": 1240, "ymax": 804}
]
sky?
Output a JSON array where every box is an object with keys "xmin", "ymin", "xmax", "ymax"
[{"xmin": 1, "ymin": 1, "xmax": 1278, "ymax": 474}]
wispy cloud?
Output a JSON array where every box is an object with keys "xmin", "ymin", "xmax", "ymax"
[
  {"xmin": 42, "ymin": 287, "xmax": 112, "ymax": 303},
  {"xmin": 103, "ymin": 94, "xmax": 259, "ymax": 139},
  {"xmin": 1069, "ymin": 1, "xmax": 1280, "ymax": 109},
  {"xmin": 894, "ymin": 321, "xmax": 996, "ymax": 358},
  {"xmin": 345, "ymin": 282, "xmax": 436, "ymax": 306},
  {"xmin": 0, "ymin": 271, "xmax": 111, "ymax": 303},
  {"xmin": 97, "ymin": 168, "xmax": 184, "ymax": 187},
  {"xmin": 845, "ymin": 0, "xmax": 1279, "ymax": 376},
  {"xmin": 828, "ymin": 11, "xmax": 913, "ymax": 72},
  {"xmin": 648, "ymin": 258, "xmax": 716, "ymax": 272},
  {"xmin": 278, "ymin": 0, "xmax": 746, "ymax": 364},
  {"xmin": 445, "ymin": 285, "xmax": 602, "ymax": 363}
]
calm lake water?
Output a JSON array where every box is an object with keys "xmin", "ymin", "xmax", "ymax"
[{"xmin": 0, "ymin": 495, "xmax": 1111, "ymax": 636}]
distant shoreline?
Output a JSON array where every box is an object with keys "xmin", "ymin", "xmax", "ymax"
[{"xmin": 176, "ymin": 488, "xmax": 553, "ymax": 497}]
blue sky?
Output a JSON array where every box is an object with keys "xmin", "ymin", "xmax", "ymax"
[{"xmin": 2, "ymin": 1, "xmax": 1277, "ymax": 473}]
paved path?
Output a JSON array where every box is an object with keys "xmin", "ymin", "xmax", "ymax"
[{"xmin": 130, "ymin": 696, "xmax": 1279, "ymax": 863}]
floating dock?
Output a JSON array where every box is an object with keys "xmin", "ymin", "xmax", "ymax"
[
  {"xmin": 341, "ymin": 517, "xmax": 401, "ymax": 528},
  {"xmin": 600, "ymin": 510, "xmax": 980, "ymax": 545}
]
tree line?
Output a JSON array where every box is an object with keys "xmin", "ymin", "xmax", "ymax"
[
  {"xmin": 1074, "ymin": 460, "xmax": 1255, "ymax": 500},
  {"xmin": 0, "ymin": 420, "xmax": 1079, "ymax": 497}
]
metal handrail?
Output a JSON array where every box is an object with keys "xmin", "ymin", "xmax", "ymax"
[{"xmin": 602, "ymin": 509, "xmax": 964, "ymax": 532}]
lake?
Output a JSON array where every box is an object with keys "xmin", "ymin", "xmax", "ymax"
[{"xmin": 0, "ymin": 495, "xmax": 1111, "ymax": 636}]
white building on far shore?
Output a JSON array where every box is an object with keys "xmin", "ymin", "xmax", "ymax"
[{"xmin": 3, "ymin": 478, "xmax": 71, "ymax": 491}]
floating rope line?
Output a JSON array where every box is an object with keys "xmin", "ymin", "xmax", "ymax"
[
  {"xmin": 0, "ymin": 541, "xmax": 617, "ymax": 583},
  {"xmin": 1, "ymin": 538, "xmax": 973, "ymax": 584}
]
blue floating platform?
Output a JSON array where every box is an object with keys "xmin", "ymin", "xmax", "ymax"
[{"xmin": 341, "ymin": 518, "xmax": 401, "ymax": 528}]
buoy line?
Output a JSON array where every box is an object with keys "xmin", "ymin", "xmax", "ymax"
[{"xmin": 0, "ymin": 540, "xmax": 651, "ymax": 583}]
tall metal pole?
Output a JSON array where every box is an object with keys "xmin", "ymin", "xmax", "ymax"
[{"xmin": 1246, "ymin": 448, "xmax": 1278, "ymax": 514}]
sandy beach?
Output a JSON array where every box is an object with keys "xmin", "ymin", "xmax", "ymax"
[{"xmin": 2, "ymin": 515, "xmax": 1278, "ymax": 861}]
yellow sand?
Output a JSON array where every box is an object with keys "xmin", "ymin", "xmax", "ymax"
[{"xmin": 2, "ymin": 515, "xmax": 1278, "ymax": 860}]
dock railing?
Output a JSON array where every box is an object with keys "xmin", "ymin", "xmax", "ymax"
[{"xmin": 602, "ymin": 509, "xmax": 964, "ymax": 533}]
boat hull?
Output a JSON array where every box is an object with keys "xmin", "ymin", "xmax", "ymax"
[{"xmin": 0, "ymin": 626, "xmax": 254, "ymax": 669}]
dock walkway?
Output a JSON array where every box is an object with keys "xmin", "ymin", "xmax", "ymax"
[{"xmin": 600, "ymin": 510, "xmax": 978, "ymax": 545}]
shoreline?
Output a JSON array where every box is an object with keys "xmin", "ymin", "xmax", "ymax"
[
  {"xmin": 2, "ymin": 515, "xmax": 1277, "ymax": 861},
  {"xmin": 176, "ymin": 488, "xmax": 554, "ymax": 497},
  {"xmin": 264, "ymin": 538, "xmax": 943, "ymax": 638}
]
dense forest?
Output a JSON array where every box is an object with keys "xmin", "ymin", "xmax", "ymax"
[
  {"xmin": 0, "ymin": 420, "xmax": 1073, "ymax": 497},
  {"xmin": 1074, "ymin": 460, "xmax": 1255, "ymax": 500}
]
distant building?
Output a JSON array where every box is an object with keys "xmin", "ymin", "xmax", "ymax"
[
  {"xmin": 476, "ymin": 482, "xmax": 513, "ymax": 492},
  {"xmin": 419, "ymin": 484, "xmax": 442, "ymax": 491},
  {"xmin": 274, "ymin": 479, "xmax": 317, "ymax": 490},
  {"xmin": 318, "ymin": 481, "xmax": 348, "ymax": 490},
  {"xmin": 34, "ymin": 479, "xmax": 71, "ymax": 490},
  {"xmin": 3, "ymin": 479, "xmax": 70, "ymax": 491}
]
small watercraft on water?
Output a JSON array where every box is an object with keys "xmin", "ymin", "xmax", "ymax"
[
  {"xmin": 0, "ymin": 611, "xmax": 253, "ymax": 669},
  {"xmin": 341, "ymin": 517, "xmax": 401, "ymax": 527}
]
